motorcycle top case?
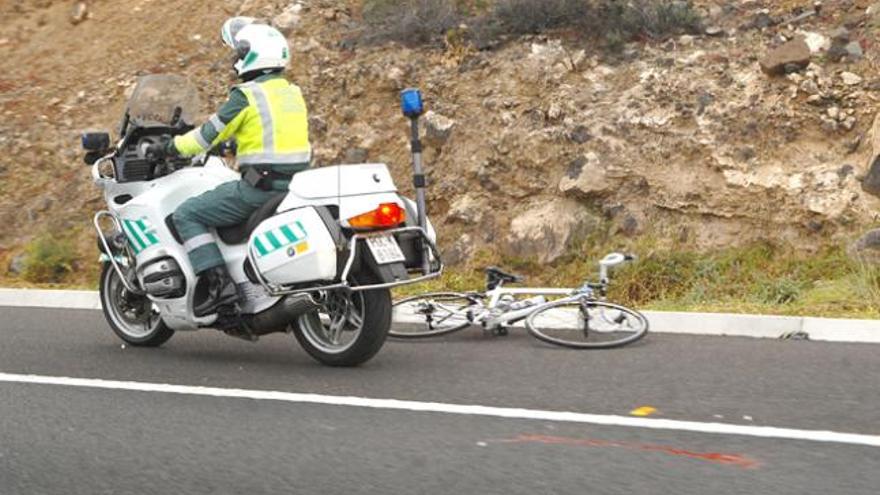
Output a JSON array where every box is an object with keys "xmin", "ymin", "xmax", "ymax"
[{"xmin": 249, "ymin": 207, "xmax": 337, "ymax": 285}]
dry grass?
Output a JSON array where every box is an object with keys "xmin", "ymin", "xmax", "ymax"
[{"xmin": 395, "ymin": 237, "xmax": 880, "ymax": 319}]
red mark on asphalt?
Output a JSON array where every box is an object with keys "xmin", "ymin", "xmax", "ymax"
[{"xmin": 495, "ymin": 434, "xmax": 760, "ymax": 469}]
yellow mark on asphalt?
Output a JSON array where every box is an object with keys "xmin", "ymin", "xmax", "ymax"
[{"xmin": 630, "ymin": 406, "xmax": 658, "ymax": 417}]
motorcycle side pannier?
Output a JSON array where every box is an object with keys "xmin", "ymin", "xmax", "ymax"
[{"xmin": 249, "ymin": 207, "xmax": 337, "ymax": 285}]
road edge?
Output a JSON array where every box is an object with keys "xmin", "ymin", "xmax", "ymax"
[{"xmin": 1, "ymin": 288, "xmax": 878, "ymax": 343}]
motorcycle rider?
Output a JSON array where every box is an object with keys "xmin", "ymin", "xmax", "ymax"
[{"xmin": 150, "ymin": 17, "xmax": 311, "ymax": 317}]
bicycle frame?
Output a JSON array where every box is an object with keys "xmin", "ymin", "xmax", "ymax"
[{"xmin": 476, "ymin": 283, "xmax": 585, "ymax": 331}]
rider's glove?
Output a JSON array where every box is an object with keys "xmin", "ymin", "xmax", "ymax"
[{"xmin": 218, "ymin": 139, "xmax": 237, "ymax": 157}]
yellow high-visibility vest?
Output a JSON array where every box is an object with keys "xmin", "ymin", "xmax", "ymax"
[
  {"xmin": 234, "ymin": 78, "xmax": 311, "ymax": 168},
  {"xmin": 173, "ymin": 76, "xmax": 311, "ymax": 173}
]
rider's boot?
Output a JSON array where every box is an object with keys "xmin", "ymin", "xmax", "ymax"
[{"xmin": 194, "ymin": 265, "xmax": 241, "ymax": 317}]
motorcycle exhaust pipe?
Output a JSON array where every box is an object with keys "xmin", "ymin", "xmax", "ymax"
[{"xmin": 246, "ymin": 293, "xmax": 321, "ymax": 335}]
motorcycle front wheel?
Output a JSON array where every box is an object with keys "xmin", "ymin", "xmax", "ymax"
[
  {"xmin": 292, "ymin": 273, "xmax": 391, "ymax": 367},
  {"xmin": 99, "ymin": 263, "xmax": 174, "ymax": 347}
]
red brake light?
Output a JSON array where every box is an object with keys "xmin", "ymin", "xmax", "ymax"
[{"xmin": 347, "ymin": 203, "xmax": 406, "ymax": 229}]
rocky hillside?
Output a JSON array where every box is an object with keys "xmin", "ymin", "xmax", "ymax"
[{"xmin": 2, "ymin": 0, "xmax": 880, "ymax": 284}]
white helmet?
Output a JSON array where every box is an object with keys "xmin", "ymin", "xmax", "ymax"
[
  {"xmin": 227, "ymin": 23, "xmax": 290, "ymax": 76},
  {"xmin": 221, "ymin": 16, "xmax": 256, "ymax": 49}
]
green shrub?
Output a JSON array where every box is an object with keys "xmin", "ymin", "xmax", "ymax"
[
  {"xmin": 362, "ymin": 0, "xmax": 461, "ymax": 45},
  {"xmin": 593, "ymin": 0, "xmax": 703, "ymax": 40},
  {"xmin": 493, "ymin": 0, "xmax": 591, "ymax": 35},
  {"xmin": 21, "ymin": 234, "xmax": 76, "ymax": 283},
  {"xmin": 755, "ymin": 277, "xmax": 807, "ymax": 305},
  {"xmin": 359, "ymin": 0, "xmax": 703, "ymax": 48},
  {"xmin": 609, "ymin": 250, "xmax": 698, "ymax": 303}
]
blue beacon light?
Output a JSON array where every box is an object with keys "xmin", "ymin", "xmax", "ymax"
[{"xmin": 400, "ymin": 88, "xmax": 424, "ymax": 118}]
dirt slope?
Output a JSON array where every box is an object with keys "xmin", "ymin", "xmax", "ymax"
[{"xmin": 1, "ymin": 0, "xmax": 879, "ymax": 284}]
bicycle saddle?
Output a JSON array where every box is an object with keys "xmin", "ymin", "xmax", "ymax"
[{"xmin": 485, "ymin": 266, "xmax": 524, "ymax": 289}]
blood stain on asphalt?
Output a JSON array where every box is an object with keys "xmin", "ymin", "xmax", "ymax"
[{"xmin": 492, "ymin": 434, "xmax": 760, "ymax": 469}]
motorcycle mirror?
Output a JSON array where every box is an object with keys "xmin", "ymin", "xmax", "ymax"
[
  {"xmin": 400, "ymin": 88, "xmax": 424, "ymax": 119},
  {"xmin": 84, "ymin": 150, "xmax": 103, "ymax": 165},
  {"xmin": 82, "ymin": 131, "xmax": 111, "ymax": 152}
]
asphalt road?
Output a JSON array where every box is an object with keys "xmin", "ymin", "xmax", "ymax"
[{"xmin": 1, "ymin": 307, "xmax": 878, "ymax": 494}]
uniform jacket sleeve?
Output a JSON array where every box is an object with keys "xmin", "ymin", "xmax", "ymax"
[{"xmin": 170, "ymin": 88, "xmax": 249, "ymax": 157}]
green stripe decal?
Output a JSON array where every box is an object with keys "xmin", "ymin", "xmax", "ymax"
[
  {"xmin": 137, "ymin": 219, "xmax": 159, "ymax": 244},
  {"xmin": 265, "ymin": 231, "xmax": 282, "ymax": 249},
  {"xmin": 124, "ymin": 220, "xmax": 147, "ymax": 251},
  {"xmin": 243, "ymin": 51, "xmax": 259, "ymax": 68},
  {"xmin": 253, "ymin": 237, "xmax": 269, "ymax": 256},
  {"xmin": 279, "ymin": 225, "xmax": 299, "ymax": 243},
  {"xmin": 293, "ymin": 221, "xmax": 307, "ymax": 239},
  {"xmin": 252, "ymin": 221, "xmax": 310, "ymax": 258}
]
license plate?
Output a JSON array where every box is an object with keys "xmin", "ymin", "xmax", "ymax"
[{"xmin": 366, "ymin": 234, "xmax": 406, "ymax": 264}]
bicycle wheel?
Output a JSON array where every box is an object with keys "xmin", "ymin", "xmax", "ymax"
[
  {"xmin": 526, "ymin": 298, "xmax": 648, "ymax": 349},
  {"xmin": 390, "ymin": 292, "xmax": 479, "ymax": 339}
]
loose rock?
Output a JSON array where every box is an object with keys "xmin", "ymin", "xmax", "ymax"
[
  {"xmin": 567, "ymin": 125, "xmax": 592, "ymax": 144},
  {"xmin": 862, "ymin": 113, "xmax": 880, "ymax": 198},
  {"xmin": 869, "ymin": 1, "xmax": 880, "ymax": 25},
  {"xmin": 504, "ymin": 199, "xmax": 599, "ymax": 264},
  {"xmin": 841, "ymin": 72, "xmax": 863, "ymax": 86},
  {"xmin": 70, "ymin": 2, "xmax": 87, "ymax": 25},
  {"xmin": 423, "ymin": 111, "xmax": 455, "ymax": 148},
  {"xmin": 273, "ymin": 3, "xmax": 303, "ymax": 33},
  {"xmin": 558, "ymin": 153, "xmax": 612, "ymax": 199},
  {"xmin": 849, "ymin": 229, "xmax": 880, "ymax": 264},
  {"xmin": 444, "ymin": 234, "xmax": 475, "ymax": 266},
  {"xmin": 800, "ymin": 79, "xmax": 820, "ymax": 95},
  {"xmin": 829, "ymin": 27, "xmax": 850, "ymax": 43},
  {"xmin": 446, "ymin": 195, "xmax": 483, "ymax": 225},
  {"xmin": 760, "ymin": 38, "xmax": 811, "ymax": 76},
  {"xmin": 385, "ymin": 66, "xmax": 405, "ymax": 90},
  {"xmin": 844, "ymin": 41, "xmax": 863, "ymax": 59},
  {"xmin": 798, "ymin": 31, "xmax": 829, "ymax": 54}
]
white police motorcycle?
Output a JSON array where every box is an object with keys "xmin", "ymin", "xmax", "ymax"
[{"xmin": 83, "ymin": 75, "xmax": 441, "ymax": 366}]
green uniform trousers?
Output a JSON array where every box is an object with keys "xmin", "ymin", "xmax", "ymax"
[{"xmin": 174, "ymin": 180, "xmax": 281, "ymax": 274}]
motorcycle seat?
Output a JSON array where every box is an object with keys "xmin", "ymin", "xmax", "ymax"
[{"xmin": 217, "ymin": 193, "xmax": 286, "ymax": 245}]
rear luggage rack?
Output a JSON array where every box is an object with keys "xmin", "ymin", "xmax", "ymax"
[{"xmin": 248, "ymin": 226, "xmax": 443, "ymax": 296}]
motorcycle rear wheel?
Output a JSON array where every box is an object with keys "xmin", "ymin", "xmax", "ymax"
[
  {"xmin": 99, "ymin": 263, "xmax": 175, "ymax": 347},
  {"xmin": 292, "ymin": 273, "xmax": 391, "ymax": 367}
]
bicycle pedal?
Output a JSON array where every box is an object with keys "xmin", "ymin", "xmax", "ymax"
[{"xmin": 493, "ymin": 327, "xmax": 509, "ymax": 337}]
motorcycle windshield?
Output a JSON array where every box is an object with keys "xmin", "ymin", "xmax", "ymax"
[{"xmin": 125, "ymin": 74, "xmax": 203, "ymax": 127}]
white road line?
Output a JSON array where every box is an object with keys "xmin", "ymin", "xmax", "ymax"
[
  {"xmin": 0, "ymin": 288, "xmax": 101, "ymax": 310},
  {"xmin": 1, "ymin": 372, "xmax": 878, "ymax": 448}
]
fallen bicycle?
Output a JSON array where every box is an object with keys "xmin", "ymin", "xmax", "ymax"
[{"xmin": 390, "ymin": 253, "xmax": 648, "ymax": 349}]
